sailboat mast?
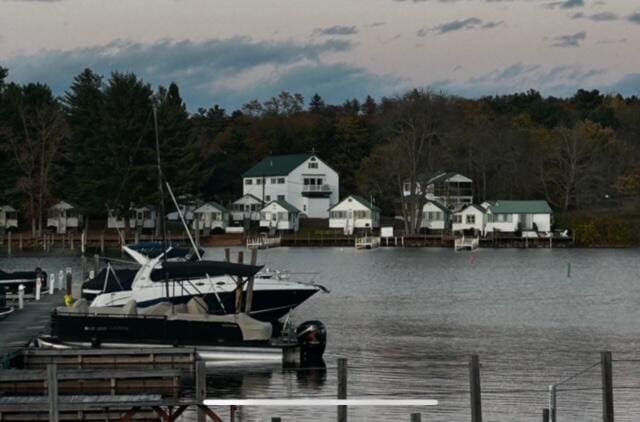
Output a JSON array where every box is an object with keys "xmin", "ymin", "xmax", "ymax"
[{"xmin": 152, "ymin": 105, "xmax": 170, "ymax": 300}]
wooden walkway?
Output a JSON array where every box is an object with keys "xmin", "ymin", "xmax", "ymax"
[{"xmin": 0, "ymin": 291, "xmax": 64, "ymax": 365}]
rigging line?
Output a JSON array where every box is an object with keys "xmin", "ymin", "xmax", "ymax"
[{"xmin": 554, "ymin": 361, "xmax": 600, "ymax": 388}]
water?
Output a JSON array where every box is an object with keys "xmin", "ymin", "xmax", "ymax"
[{"xmin": 2, "ymin": 247, "xmax": 640, "ymax": 421}]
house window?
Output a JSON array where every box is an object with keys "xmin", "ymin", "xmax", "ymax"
[
  {"xmin": 277, "ymin": 178, "xmax": 285, "ymax": 184},
  {"xmin": 251, "ymin": 204, "xmax": 260, "ymax": 211},
  {"xmin": 403, "ymin": 182, "xmax": 411, "ymax": 192},
  {"xmin": 265, "ymin": 195, "xmax": 271, "ymax": 202},
  {"xmin": 453, "ymin": 215, "xmax": 462, "ymax": 223},
  {"xmin": 261, "ymin": 212, "xmax": 268, "ymax": 220},
  {"xmin": 330, "ymin": 211, "xmax": 347, "ymax": 219},
  {"xmin": 354, "ymin": 210, "xmax": 369, "ymax": 219},
  {"xmin": 303, "ymin": 205, "xmax": 307, "ymax": 212},
  {"xmin": 466, "ymin": 215, "xmax": 476, "ymax": 224},
  {"xmin": 308, "ymin": 162, "xmax": 318, "ymax": 169},
  {"xmin": 245, "ymin": 179, "xmax": 253, "ymax": 185},
  {"xmin": 271, "ymin": 178, "xmax": 277, "ymax": 184},
  {"xmin": 277, "ymin": 195, "xmax": 285, "ymax": 201},
  {"xmin": 256, "ymin": 178, "xmax": 262, "ymax": 185}
]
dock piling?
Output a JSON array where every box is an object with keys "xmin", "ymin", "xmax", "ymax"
[
  {"xmin": 543, "ymin": 408, "xmax": 550, "ymax": 422},
  {"xmin": 65, "ymin": 269, "xmax": 72, "ymax": 295},
  {"xmin": 338, "ymin": 358, "xmax": 348, "ymax": 422},
  {"xmin": 410, "ymin": 413, "xmax": 422, "ymax": 422},
  {"xmin": 47, "ymin": 363, "xmax": 59, "ymax": 422},
  {"xmin": 272, "ymin": 418, "xmax": 282, "ymax": 422},
  {"xmin": 195, "ymin": 359, "xmax": 207, "ymax": 422},
  {"xmin": 36, "ymin": 274, "xmax": 42, "ymax": 301},
  {"xmin": 49, "ymin": 273, "xmax": 55, "ymax": 294},
  {"xmin": 225, "ymin": 248, "xmax": 230, "ymax": 262},
  {"xmin": 7, "ymin": 231, "xmax": 11, "ymax": 256},
  {"xmin": 549, "ymin": 385, "xmax": 556, "ymax": 422},
  {"xmin": 601, "ymin": 351, "xmax": 614, "ymax": 422},
  {"xmin": 58, "ymin": 270, "xmax": 64, "ymax": 291},
  {"xmin": 469, "ymin": 354, "xmax": 482, "ymax": 422},
  {"xmin": 93, "ymin": 254, "xmax": 100, "ymax": 274},
  {"xmin": 18, "ymin": 284, "xmax": 24, "ymax": 309}
]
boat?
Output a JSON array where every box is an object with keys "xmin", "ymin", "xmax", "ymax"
[
  {"xmin": 38, "ymin": 297, "xmax": 326, "ymax": 365},
  {"xmin": 0, "ymin": 292, "xmax": 13, "ymax": 319},
  {"xmin": 82, "ymin": 246, "xmax": 327, "ymax": 323},
  {"xmin": 0, "ymin": 268, "xmax": 47, "ymax": 295}
]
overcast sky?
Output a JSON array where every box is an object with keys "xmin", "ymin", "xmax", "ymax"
[{"xmin": 1, "ymin": 0, "xmax": 639, "ymax": 110}]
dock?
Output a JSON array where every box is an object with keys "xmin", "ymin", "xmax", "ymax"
[{"xmin": 0, "ymin": 291, "xmax": 64, "ymax": 366}]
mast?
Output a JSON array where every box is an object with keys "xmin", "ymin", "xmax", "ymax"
[{"xmin": 152, "ymin": 105, "xmax": 170, "ymax": 302}]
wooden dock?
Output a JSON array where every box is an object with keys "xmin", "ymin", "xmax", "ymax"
[{"xmin": 0, "ymin": 291, "xmax": 64, "ymax": 366}]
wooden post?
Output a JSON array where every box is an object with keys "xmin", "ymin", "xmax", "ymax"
[
  {"xmin": 81, "ymin": 229, "xmax": 86, "ymax": 254},
  {"xmin": 549, "ymin": 385, "xmax": 557, "ymax": 422},
  {"xmin": 543, "ymin": 408, "xmax": 550, "ymax": 422},
  {"xmin": 410, "ymin": 413, "xmax": 422, "ymax": 422},
  {"xmin": 19, "ymin": 232, "xmax": 23, "ymax": 251},
  {"xmin": 272, "ymin": 418, "xmax": 282, "ymax": 422},
  {"xmin": 245, "ymin": 248, "xmax": 257, "ymax": 313},
  {"xmin": 66, "ymin": 270, "xmax": 72, "ymax": 295},
  {"xmin": 47, "ymin": 364, "xmax": 59, "ymax": 422},
  {"xmin": 7, "ymin": 231, "xmax": 11, "ymax": 256},
  {"xmin": 94, "ymin": 254, "xmax": 100, "ymax": 274},
  {"xmin": 469, "ymin": 354, "xmax": 482, "ymax": 422},
  {"xmin": 602, "ymin": 351, "xmax": 614, "ymax": 422},
  {"xmin": 195, "ymin": 218, "xmax": 200, "ymax": 246},
  {"xmin": 225, "ymin": 248, "xmax": 230, "ymax": 262},
  {"xmin": 70, "ymin": 232, "xmax": 74, "ymax": 250},
  {"xmin": 195, "ymin": 359, "xmax": 207, "ymax": 422},
  {"xmin": 81, "ymin": 255, "xmax": 87, "ymax": 282},
  {"xmin": 338, "ymin": 358, "xmax": 347, "ymax": 422},
  {"xmin": 100, "ymin": 234, "xmax": 105, "ymax": 254}
]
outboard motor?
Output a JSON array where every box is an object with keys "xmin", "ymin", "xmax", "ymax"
[{"xmin": 297, "ymin": 320, "xmax": 327, "ymax": 365}]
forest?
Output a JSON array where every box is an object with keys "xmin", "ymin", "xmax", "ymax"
[{"xmin": 0, "ymin": 65, "xmax": 639, "ymax": 244}]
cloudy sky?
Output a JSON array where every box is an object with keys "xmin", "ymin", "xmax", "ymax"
[{"xmin": 1, "ymin": 0, "xmax": 639, "ymax": 110}]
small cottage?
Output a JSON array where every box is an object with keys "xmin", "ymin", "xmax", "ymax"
[
  {"xmin": 47, "ymin": 201, "xmax": 82, "ymax": 234},
  {"xmin": 329, "ymin": 195, "xmax": 381, "ymax": 235},
  {"xmin": 452, "ymin": 204, "xmax": 487, "ymax": 234},
  {"xmin": 231, "ymin": 194, "xmax": 263, "ymax": 223},
  {"xmin": 484, "ymin": 200, "xmax": 553, "ymax": 233},
  {"xmin": 192, "ymin": 202, "xmax": 230, "ymax": 234},
  {"xmin": 259, "ymin": 200, "xmax": 300, "ymax": 232},
  {"xmin": 107, "ymin": 206, "xmax": 157, "ymax": 230},
  {"xmin": 0, "ymin": 205, "xmax": 18, "ymax": 231},
  {"xmin": 419, "ymin": 200, "xmax": 450, "ymax": 232}
]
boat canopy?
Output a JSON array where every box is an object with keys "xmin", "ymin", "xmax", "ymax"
[
  {"xmin": 150, "ymin": 261, "xmax": 263, "ymax": 281},
  {"xmin": 128, "ymin": 242, "xmax": 203, "ymax": 261},
  {"xmin": 81, "ymin": 268, "xmax": 139, "ymax": 293}
]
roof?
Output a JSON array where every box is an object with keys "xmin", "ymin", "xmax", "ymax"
[
  {"xmin": 428, "ymin": 171, "xmax": 473, "ymax": 184},
  {"xmin": 488, "ymin": 200, "xmax": 552, "ymax": 214},
  {"xmin": 150, "ymin": 261, "xmax": 263, "ymax": 281},
  {"xmin": 262, "ymin": 199, "xmax": 300, "ymax": 213},
  {"xmin": 50, "ymin": 201, "xmax": 74, "ymax": 210},
  {"xmin": 455, "ymin": 204, "xmax": 486, "ymax": 214},
  {"xmin": 194, "ymin": 201, "xmax": 230, "ymax": 214},
  {"xmin": 243, "ymin": 153, "xmax": 313, "ymax": 177},
  {"xmin": 330, "ymin": 195, "xmax": 381, "ymax": 212},
  {"xmin": 423, "ymin": 200, "xmax": 450, "ymax": 213},
  {"xmin": 0, "ymin": 205, "xmax": 16, "ymax": 212},
  {"xmin": 233, "ymin": 193, "xmax": 262, "ymax": 204}
]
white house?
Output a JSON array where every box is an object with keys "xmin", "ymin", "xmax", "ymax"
[
  {"xmin": 0, "ymin": 205, "xmax": 18, "ymax": 231},
  {"xmin": 420, "ymin": 200, "xmax": 450, "ymax": 231},
  {"xmin": 403, "ymin": 172, "xmax": 473, "ymax": 209},
  {"xmin": 107, "ymin": 206, "xmax": 157, "ymax": 230},
  {"xmin": 484, "ymin": 200, "xmax": 553, "ymax": 233},
  {"xmin": 231, "ymin": 194, "xmax": 263, "ymax": 223},
  {"xmin": 192, "ymin": 202, "xmax": 230, "ymax": 234},
  {"xmin": 329, "ymin": 195, "xmax": 381, "ymax": 235},
  {"xmin": 452, "ymin": 204, "xmax": 487, "ymax": 234},
  {"xmin": 243, "ymin": 153, "xmax": 339, "ymax": 218},
  {"xmin": 47, "ymin": 201, "xmax": 82, "ymax": 234},
  {"xmin": 259, "ymin": 200, "xmax": 300, "ymax": 232},
  {"xmin": 166, "ymin": 199, "xmax": 202, "ymax": 223}
]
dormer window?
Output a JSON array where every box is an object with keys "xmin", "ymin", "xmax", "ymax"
[{"xmin": 308, "ymin": 162, "xmax": 318, "ymax": 169}]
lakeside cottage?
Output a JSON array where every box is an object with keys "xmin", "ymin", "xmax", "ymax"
[
  {"xmin": 259, "ymin": 200, "xmax": 300, "ymax": 232},
  {"xmin": 0, "ymin": 205, "xmax": 18, "ymax": 231},
  {"xmin": 420, "ymin": 200, "xmax": 451, "ymax": 232},
  {"xmin": 452, "ymin": 204, "xmax": 487, "ymax": 234},
  {"xmin": 484, "ymin": 200, "xmax": 553, "ymax": 233},
  {"xmin": 192, "ymin": 202, "xmax": 230, "ymax": 234},
  {"xmin": 329, "ymin": 195, "xmax": 381, "ymax": 235},
  {"xmin": 231, "ymin": 194, "xmax": 263, "ymax": 223},
  {"xmin": 243, "ymin": 153, "xmax": 339, "ymax": 219},
  {"xmin": 47, "ymin": 201, "xmax": 82, "ymax": 234},
  {"xmin": 107, "ymin": 206, "xmax": 157, "ymax": 230},
  {"xmin": 404, "ymin": 172, "xmax": 473, "ymax": 209}
]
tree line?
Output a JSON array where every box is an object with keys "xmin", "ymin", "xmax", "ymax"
[{"xmin": 1, "ymin": 65, "xmax": 639, "ymax": 236}]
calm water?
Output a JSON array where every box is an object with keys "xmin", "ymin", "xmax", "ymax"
[{"xmin": 2, "ymin": 247, "xmax": 640, "ymax": 421}]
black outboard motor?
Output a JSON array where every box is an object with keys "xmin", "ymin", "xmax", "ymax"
[{"xmin": 297, "ymin": 320, "xmax": 327, "ymax": 365}]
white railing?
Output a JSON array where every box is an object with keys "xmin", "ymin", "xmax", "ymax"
[
  {"xmin": 302, "ymin": 184, "xmax": 332, "ymax": 193},
  {"xmin": 246, "ymin": 234, "xmax": 282, "ymax": 249},
  {"xmin": 454, "ymin": 236, "xmax": 479, "ymax": 251},
  {"xmin": 355, "ymin": 235, "xmax": 381, "ymax": 250}
]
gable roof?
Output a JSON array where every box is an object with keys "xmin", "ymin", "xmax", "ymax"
[
  {"xmin": 195, "ymin": 201, "xmax": 230, "ymax": 214},
  {"xmin": 455, "ymin": 203, "xmax": 486, "ymax": 214},
  {"xmin": 423, "ymin": 200, "xmax": 450, "ymax": 214},
  {"xmin": 243, "ymin": 153, "xmax": 313, "ymax": 177},
  {"xmin": 0, "ymin": 205, "xmax": 16, "ymax": 212},
  {"xmin": 50, "ymin": 200, "xmax": 74, "ymax": 210},
  {"xmin": 330, "ymin": 194, "xmax": 381, "ymax": 212},
  {"xmin": 427, "ymin": 171, "xmax": 471, "ymax": 185},
  {"xmin": 262, "ymin": 199, "xmax": 300, "ymax": 213},
  {"xmin": 233, "ymin": 193, "xmax": 262, "ymax": 204},
  {"xmin": 488, "ymin": 200, "xmax": 552, "ymax": 214}
]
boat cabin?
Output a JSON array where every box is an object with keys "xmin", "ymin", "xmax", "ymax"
[
  {"xmin": 192, "ymin": 202, "xmax": 230, "ymax": 234},
  {"xmin": 259, "ymin": 200, "xmax": 300, "ymax": 232},
  {"xmin": 0, "ymin": 205, "xmax": 18, "ymax": 231},
  {"xmin": 329, "ymin": 195, "xmax": 380, "ymax": 235},
  {"xmin": 47, "ymin": 201, "xmax": 82, "ymax": 234}
]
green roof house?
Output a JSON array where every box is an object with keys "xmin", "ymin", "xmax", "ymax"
[
  {"xmin": 328, "ymin": 195, "xmax": 381, "ymax": 234},
  {"xmin": 242, "ymin": 154, "xmax": 339, "ymax": 219},
  {"xmin": 483, "ymin": 200, "xmax": 553, "ymax": 233},
  {"xmin": 260, "ymin": 199, "xmax": 301, "ymax": 232}
]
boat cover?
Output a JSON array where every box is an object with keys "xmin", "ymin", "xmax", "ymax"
[
  {"xmin": 0, "ymin": 269, "xmax": 38, "ymax": 280},
  {"xmin": 150, "ymin": 261, "xmax": 263, "ymax": 281},
  {"xmin": 82, "ymin": 268, "xmax": 138, "ymax": 293}
]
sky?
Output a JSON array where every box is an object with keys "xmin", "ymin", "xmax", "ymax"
[{"xmin": 0, "ymin": 0, "xmax": 639, "ymax": 110}]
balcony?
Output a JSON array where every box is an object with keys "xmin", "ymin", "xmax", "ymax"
[{"xmin": 302, "ymin": 184, "xmax": 333, "ymax": 197}]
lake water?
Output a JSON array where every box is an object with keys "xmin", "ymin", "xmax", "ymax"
[{"xmin": 2, "ymin": 247, "xmax": 640, "ymax": 421}]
